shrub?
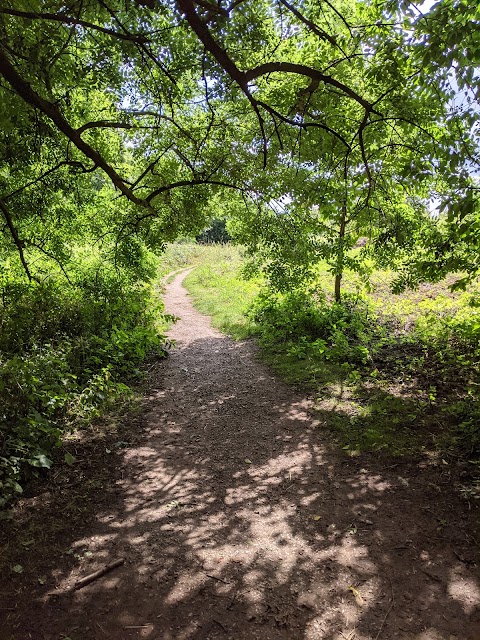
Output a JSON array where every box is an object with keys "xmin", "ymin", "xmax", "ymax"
[
  {"xmin": 249, "ymin": 287, "xmax": 378, "ymax": 365},
  {"xmin": 0, "ymin": 249, "xmax": 169, "ymax": 506}
]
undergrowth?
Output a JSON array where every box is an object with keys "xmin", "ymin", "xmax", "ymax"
[
  {"xmin": 178, "ymin": 243, "xmax": 480, "ymax": 465},
  {"xmin": 0, "ymin": 248, "xmax": 172, "ymax": 506}
]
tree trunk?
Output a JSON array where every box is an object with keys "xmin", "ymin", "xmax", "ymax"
[
  {"xmin": 334, "ymin": 272, "xmax": 342, "ymax": 302},
  {"xmin": 334, "ymin": 201, "xmax": 347, "ymax": 302}
]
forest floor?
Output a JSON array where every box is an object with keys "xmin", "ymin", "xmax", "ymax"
[{"xmin": 1, "ymin": 270, "xmax": 480, "ymax": 640}]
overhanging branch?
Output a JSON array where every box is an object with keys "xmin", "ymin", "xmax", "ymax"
[
  {"xmin": 277, "ymin": 0, "xmax": 343, "ymax": 52},
  {"xmin": 3, "ymin": 161, "xmax": 97, "ymax": 200},
  {"xmin": 0, "ymin": 197, "xmax": 33, "ymax": 281},
  {"xmin": 146, "ymin": 178, "xmax": 244, "ymax": 203},
  {"xmin": 0, "ymin": 47, "xmax": 152, "ymax": 209},
  {"xmin": 0, "ymin": 8, "xmax": 149, "ymax": 42}
]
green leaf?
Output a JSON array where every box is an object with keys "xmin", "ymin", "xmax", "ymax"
[
  {"xmin": 64, "ymin": 452, "xmax": 76, "ymax": 466},
  {"xmin": 30, "ymin": 454, "xmax": 53, "ymax": 469}
]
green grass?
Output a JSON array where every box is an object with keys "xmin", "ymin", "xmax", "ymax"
[
  {"xmin": 159, "ymin": 243, "xmax": 480, "ymax": 468},
  {"xmin": 157, "ymin": 242, "xmax": 235, "ymax": 278},
  {"xmin": 182, "ymin": 245, "xmax": 260, "ymax": 339}
]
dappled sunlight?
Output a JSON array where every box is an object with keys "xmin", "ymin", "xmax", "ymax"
[
  {"xmin": 3, "ymin": 271, "xmax": 478, "ymax": 640},
  {"xmin": 448, "ymin": 572, "xmax": 480, "ymax": 615},
  {"xmin": 334, "ymin": 537, "xmax": 377, "ymax": 575}
]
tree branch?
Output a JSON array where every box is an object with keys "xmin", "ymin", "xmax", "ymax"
[
  {"xmin": 3, "ymin": 161, "xmax": 96, "ymax": 200},
  {"xmin": 0, "ymin": 197, "xmax": 33, "ymax": 281},
  {"xmin": 26, "ymin": 241, "xmax": 73, "ymax": 285},
  {"xmin": 177, "ymin": 0, "xmax": 249, "ymax": 89},
  {"xmin": 357, "ymin": 110, "xmax": 372, "ymax": 192},
  {"xmin": 131, "ymin": 147, "xmax": 174, "ymax": 190},
  {"xmin": 0, "ymin": 47, "xmax": 152, "ymax": 209},
  {"xmin": 0, "ymin": 8, "xmax": 149, "ymax": 42},
  {"xmin": 193, "ymin": 0, "xmax": 228, "ymax": 16},
  {"xmin": 322, "ymin": 0, "xmax": 353, "ymax": 37},
  {"xmin": 76, "ymin": 120, "xmax": 135, "ymax": 134},
  {"xmin": 277, "ymin": 0, "xmax": 342, "ymax": 51},
  {"xmin": 255, "ymin": 99, "xmax": 352, "ymax": 149},
  {"xmin": 122, "ymin": 111, "xmax": 196, "ymax": 142},
  {"xmin": 97, "ymin": 0, "xmax": 176, "ymax": 84},
  {"xmin": 178, "ymin": 0, "xmax": 373, "ymax": 111},
  {"xmin": 245, "ymin": 62, "xmax": 374, "ymax": 111},
  {"xmin": 146, "ymin": 178, "xmax": 243, "ymax": 203}
]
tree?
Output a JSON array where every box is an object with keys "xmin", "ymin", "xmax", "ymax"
[{"xmin": 0, "ymin": 0, "xmax": 478, "ymax": 286}]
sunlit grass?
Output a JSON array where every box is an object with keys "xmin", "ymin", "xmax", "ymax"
[
  {"xmin": 159, "ymin": 242, "xmax": 480, "ymax": 461},
  {"xmin": 182, "ymin": 245, "xmax": 260, "ymax": 339}
]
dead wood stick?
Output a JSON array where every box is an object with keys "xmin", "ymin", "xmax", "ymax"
[
  {"xmin": 124, "ymin": 626, "xmax": 152, "ymax": 629},
  {"xmin": 73, "ymin": 558, "xmax": 124, "ymax": 590},
  {"xmin": 206, "ymin": 573, "xmax": 228, "ymax": 584},
  {"xmin": 213, "ymin": 618, "xmax": 228, "ymax": 634},
  {"xmin": 374, "ymin": 579, "xmax": 394, "ymax": 640}
]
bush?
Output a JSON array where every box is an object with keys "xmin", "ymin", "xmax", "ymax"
[
  {"xmin": 0, "ymin": 249, "xmax": 169, "ymax": 506},
  {"xmin": 249, "ymin": 287, "xmax": 378, "ymax": 365}
]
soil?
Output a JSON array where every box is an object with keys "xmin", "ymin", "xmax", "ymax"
[{"xmin": 1, "ymin": 269, "xmax": 480, "ymax": 640}]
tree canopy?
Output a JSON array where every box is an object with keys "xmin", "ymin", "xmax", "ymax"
[{"xmin": 0, "ymin": 0, "xmax": 478, "ymax": 292}]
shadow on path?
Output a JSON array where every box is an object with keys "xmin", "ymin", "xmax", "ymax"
[{"xmin": 1, "ymin": 272, "xmax": 479, "ymax": 640}]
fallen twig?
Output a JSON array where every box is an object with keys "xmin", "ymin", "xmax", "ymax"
[
  {"xmin": 47, "ymin": 558, "xmax": 124, "ymax": 596},
  {"xmin": 124, "ymin": 625, "xmax": 152, "ymax": 629},
  {"xmin": 374, "ymin": 579, "xmax": 394, "ymax": 640},
  {"xmin": 226, "ymin": 591, "xmax": 237, "ymax": 610},
  {"xmin": 206, "ymin": 573, "xmax": 228, "ymax": 584},
  {"xmin": 213, "ymin": 618, "xmax": 228, "ymax": 634},
  {"xmin": 420, "ymin": 567, "xmax": 442, "ymax": 583},
  {"xmin": 74, "ymin": 558, "xmax": 124, "ymax": 590}
]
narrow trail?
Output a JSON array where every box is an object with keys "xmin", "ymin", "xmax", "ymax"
[{"xmin": 2, "ymin": 271, "xmax": 480, "ymax": 640}]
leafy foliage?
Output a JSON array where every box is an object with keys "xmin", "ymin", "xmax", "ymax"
[
  {"xmin": 0, "ymin": 250, "xmax": 169, "ymax": 506},
  {"xmin": 0, "ymin": 0, "xmax": 479, "ymax": 502}
]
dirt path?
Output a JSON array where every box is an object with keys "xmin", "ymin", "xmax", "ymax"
[{"xmin": 2, "ymin": 270, "xmax": 480, "ymax": 640}]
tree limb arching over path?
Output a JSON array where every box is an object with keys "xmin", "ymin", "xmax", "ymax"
[{"xmin": 2, "ymin": 271, "xmax": 480, "ymax": 639}]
